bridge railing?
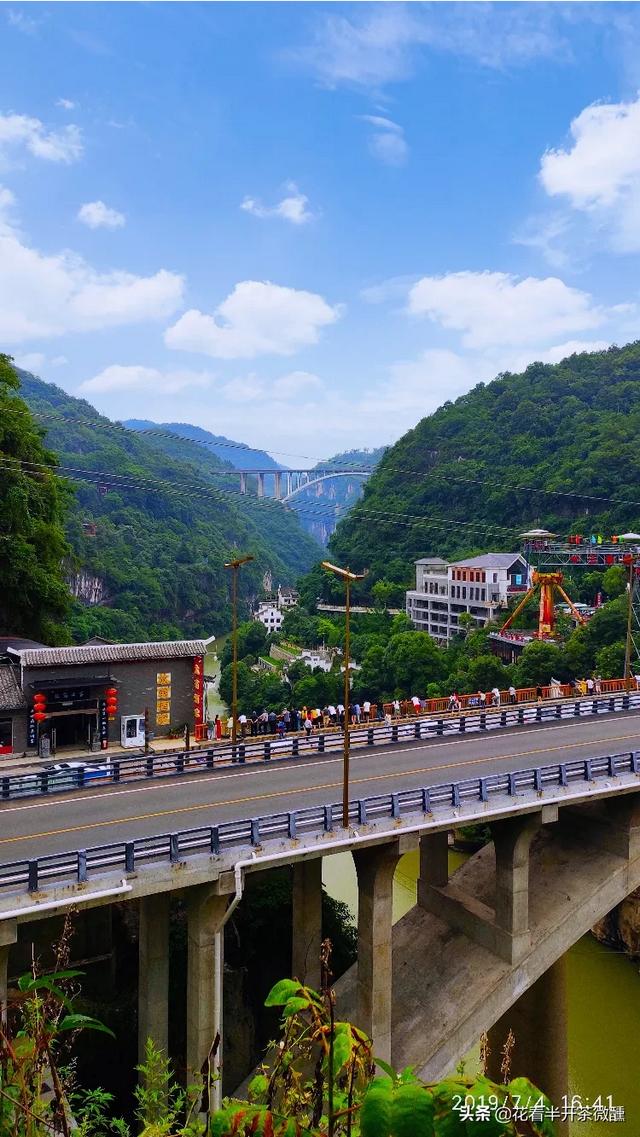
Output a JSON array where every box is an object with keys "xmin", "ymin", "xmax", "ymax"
[
  {"xmin": 2, "ymin": 692, "xmax": 639, "ymax": 805},
  {"xmin": 1, "ymin": 748, "xmax": 638, "ymax": 898}
]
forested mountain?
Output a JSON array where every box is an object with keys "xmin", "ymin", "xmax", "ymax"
[
  {"xmin": 14, "ymin": 369, "xmax": 321, "ymax": 642},
  {"xmin": 0, "ymin": 356, "xmax": 70, "ymax": 643},
  {"xmin": 125, "ymin": 420, "xmax": 386, "ymax": 545},
  {"xmin": 325, "ymin": 342, "xmax": 640, "ymax": 597}
]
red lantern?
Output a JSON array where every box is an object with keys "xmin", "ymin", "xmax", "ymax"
[
  {"xmin": 33, "ymin": 711, "xmax": 47, "ymax": 722},
  {"xmin": 106, "ymin": 687, "xmax": 118, "ymax": 697},
  {"xmin": 33, "ymin": 693, "xmax": 46, "ymax": 706}
]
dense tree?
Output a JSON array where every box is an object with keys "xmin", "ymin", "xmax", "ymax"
[
  {"xmin": 0, "ymin": 355, "xmax": 71, "ymax": 642},
  {"xmin": 514, "ymin": 641, "xmax": 568, "ymax": 687},
  {"xmin": 602, "ymin": 564, "xmax": 627, "ymax": 599},
  {"xmin": 382, "ymin": 631, "xmax": 444, "ymax": 694}
]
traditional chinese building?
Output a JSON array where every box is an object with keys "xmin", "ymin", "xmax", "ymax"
[{"xmin": 0, "ymin": 638, "xmax": 208, "ymax": 757}]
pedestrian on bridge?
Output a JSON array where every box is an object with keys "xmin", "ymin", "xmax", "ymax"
[
  {"xmin": 491, "ymin": 687, "xmax": 501, "ymax": 707},
  {"xmin": 508, "ymin": 684, "xmax": 517, "ymax": 704}
]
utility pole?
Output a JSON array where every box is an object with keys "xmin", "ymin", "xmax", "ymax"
[
  {"xmin": 224, "ymin": 555, "xmax": 254, "ymax": 752},
  {"xmin": 321, "ymin": 561, "xmax": 368, "ymax": 828}
]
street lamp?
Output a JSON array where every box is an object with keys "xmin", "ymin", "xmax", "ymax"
[
  {"xmin": 224, "ymin": 554, "xmax": 254, "ymax": 751},
  {"xmin": 321, "ymin": 560, "xmax": 368, "ymax": 828}
]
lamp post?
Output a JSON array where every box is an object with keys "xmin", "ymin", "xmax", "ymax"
[
  {"xmin": 224, "ymin": 554, "xmax": 254, "ymax": 750},
  {"xmin": 623, "ymin": 553, "xmax": 638, "ymax": 692},
  {"xmin": 321, "ymin": 561, "xmax": 368, "ymax": 828}
]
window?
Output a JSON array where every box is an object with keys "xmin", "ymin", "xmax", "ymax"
[{"xmin": 0, "ymin": 719, "xmax": 12, "ymax": 753}]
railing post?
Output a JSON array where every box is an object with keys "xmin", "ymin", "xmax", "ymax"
[
  {"xmin": 573, "ymin": 701, "xmax": 580, "ymax": 717},
  {"xmin": 479, "ymin": 777, "xmax": 488, "ymax": 802},
  {"xmin": 358, "ymin": 799, "xmax": 367, "ymax": 825},
  {"xmin": 77, "ymin": 849, "xmax": 88, "ymax": 882},
  {"xmin": 250, "ymin": 818, "xmax": 260, "ymax": 845},
  {"xmin": 422, "ymin": 787, "xmax": 431, "ymax": 813},
  {"xmin": 324, "ymin": 804, "xmax": 333, "ymax": 831},
  {"xmin": 535, "ymin": 706, "xmax": 542, "ymax": 722},
  {"xmin": 170, "ymin": 833, "xmax": 181, "ymax": 862},
  {"xmin": 367, "ymin": 728, "xmax": 374, "ymax": 746},
  {"xmin": 609, "ymin": 698, "xmax": 615, "ymax": 713},
  {"xmin": 125, "ymin": 842, "xmax": 135, "ymax": 873},
  {"xmin": 500, "ymin": 711, "xmax": 507, "ymax": 727},
  {"xmin": 28, "ymin": 861, "xmax": 39, "ymax": 892},
  {"xmin": 584, "ymin": 759, "xmax": 593, "ymax": 781},
  {"xmin": 479, "ymin": 713, "xmax": 486, "ymax": 731},
  {"xmin": 391, "ymin": 793, "xmax": 401, "ymax": 819},
  {"xmin": 608, "ymin": 755, "xmax": 617, "ymax": 777},
  {"xmin": 2, "ymin": 777, "xmax": 10, "ymax": 800},
  {"xmin": 38, "ymin": 771, "xmax": 48, "ymax": 794},
  {"xmin": 559, "ymin": 764, "xmax": 568, "ymax": 787},
  {"xmin": 518, "ymin": 707, "xmax": 524, "ymax": 724},
  {"xmin": 112, "ymin": 760, "xmax": 120, "ymax": 783},
  {"xmin": 206, "ymin": 749, "xmax": 214, "ymax": 769},
  {"xmin": 591, "ymin": 699, "xmax": 598, "ymax": 714},
  {"xmin": 210, "ymin": 827, "xmax": 220, "ymax": 854},
  {"xmin": 318, "ymin": 734, "xmax": 325, "ymax": 753},
  {"xmin": 452, "ymin": 783, "xmax": 460, "ymax": 808},
  {"xmin": 436, "ymin": 719, "xmax": 444, "ymax": 736},
  {"xmin": 239, "ymin": 744, "xmax": 246, "ymax": 764},
  {"xmin": 508, "ymin": 772, "xmax": 517, "ymax": 796},
  {"xmin": 534, "ymin": 768, "xmax": 543, "ymax": 792},
  {"xmin": 623, "ymin": 693, "xmax": 630, "ymax": 710},
  {"xmin": 391, "ymin": 724, "xmax": 398, "ymax": 743},
  {"xmin": 287, "ymin": 812, "xmax": 297, "ymax": 838},
  {"xmin": 459, "ymin": 716, "xmax": 465, "ymax": 732},
  {"xmin": 292, "ymin": 737, "xmax": 299, "ymax": 757},
  {"xmin": 146, "ymin": 754, "xmax": 154, "ymax": 777},
  {"xmin": 264, "ymin": 741, "xmax": 271, "ymax": 762},
  {"xmin": 175, "ymin": 752, "xmax": 184, "ymax": 774},
  {"xmin": 76, "ymin": 765, "xmax": 86, "ymax": 789},
  {"xmin": 555, "ymin": 704, "xmax": 562, "ymax": 718},
  {"xmin": 414, "ymin": 721, "xmax": 421, "ymax": 739}
]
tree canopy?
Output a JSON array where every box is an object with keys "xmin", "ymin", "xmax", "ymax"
[{"xmin": 0, "ymin": 355, "xmax": 71, "ymax": 642}]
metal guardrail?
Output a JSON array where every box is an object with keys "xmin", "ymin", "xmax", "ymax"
[
  {"xmin": 1, "ymin": 747, "xmax": 639, "ymax": 897},
  {"xmin": 2, "ymin": 693, "xmax": 639, "ymax": 804}
]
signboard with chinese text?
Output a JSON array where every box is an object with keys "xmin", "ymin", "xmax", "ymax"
[{"xmin": 192, "ymin": 656, "xmax": 204, "ymax": 723}]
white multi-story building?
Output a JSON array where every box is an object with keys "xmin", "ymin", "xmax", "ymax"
[
  {"xmin": 254, "ymin": 602, "xmax": 284, "ymax": 632},
  {"xmin": 406, "ymin": 553, "xmax": 530, "ymax": 643}
]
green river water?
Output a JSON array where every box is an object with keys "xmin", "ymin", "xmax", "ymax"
[{"xmin": 323, "ymin": 849, "xmax": 640, "ymax": 1136}]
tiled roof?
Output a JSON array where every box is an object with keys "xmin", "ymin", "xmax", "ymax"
[
  {"xmin": 415, "ymin": 557, "xmax": 448, "ymax": 565},
  {"xmin": 451, "ymin": 553, "xmax": 525, "ymax": 570},
  {"xmin": 0, "ymin": 665, "xmax": 27, "ymax": 711},
  {"xmin": 13, "ymin": 640, "xmax": 207, "ymax": 668}
]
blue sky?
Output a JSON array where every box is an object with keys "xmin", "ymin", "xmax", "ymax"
[{"xmin": 3, "ymin": 2, "xmax": 640, "ymax": 464}]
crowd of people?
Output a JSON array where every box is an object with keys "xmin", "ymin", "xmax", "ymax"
[{"xmin": 206, "ymin": 670, "xmax": 629, "ymax": 741}]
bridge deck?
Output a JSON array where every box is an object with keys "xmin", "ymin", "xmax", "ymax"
[{"xmin": 1, "ymin": 712, "xmax": 639, "ymax": 865}]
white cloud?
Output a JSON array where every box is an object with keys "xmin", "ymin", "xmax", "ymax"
[
  {"xmin": 13, "ymin": 351, "xmax": 68, "ymax": 373},
  {"xmin": 221, "ymin": 375, "xmax": 266, "ymax": 403},
  {"xmin": 0, "ymin": 198, "xmax": 184, "ymax": 343},
  {"xmin": 6, "ymin": 9, "xmax": 39, "ymax": 34},
  {"xmin": 0, "ymin": 112, "xmax": 82, "ymax": 163},
  {"xmin": 78, "ymin": 200, "xmax": 126, "ymax": 230},
  {"xmin": 14, "ymin": 351, "xmax": 45, "ymax": 372},
  {"xmin": 408, "ymin": 271, "xmax": 603, "ymax": 349},
  {"xmin": 165, "ymin": 280, "xmax": 341, "ymax": 360},
  {"xmin": 272, "ymin": 370, "xmax": 323, "ymax": 399},
  {"xmin": 539, "ymin": 94, "xmax": 640, "ymax": 252},
  {"xmin": 291, "ymin": 5, "xmax": 567, "ymax": 90},
  {"xmin": 241, "ymin": 182, "xmax": 314, "ymax": 225},
  {"xmin": 56, "ymin": 98, "xmax": 76, "ymax": 111},
  {"xmin": 79, "ymin": 365, "xmax": 212, "ymax": 395},
  {"xmin": 360, "ymin": 115, "xmax": 408, "ymax": 165}
]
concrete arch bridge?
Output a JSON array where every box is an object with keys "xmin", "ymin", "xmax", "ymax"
[{"xmin": 232, "ymin": 468, "xmax": 372, "ymax": 501}]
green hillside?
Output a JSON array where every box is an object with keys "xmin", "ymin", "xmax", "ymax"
[
  {"xmin": 14, "ymin": 369, "xmax": 321, "ymax": 642},
  {"xmin": 326, "ymin": 341, "xmax": 640, "ymax": 595}
]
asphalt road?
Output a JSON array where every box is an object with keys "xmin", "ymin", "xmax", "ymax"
[{"xmin": 1, "ymin": 711, "xmax": 639, "ymax": 865}]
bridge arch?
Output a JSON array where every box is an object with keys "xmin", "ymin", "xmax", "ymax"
[{"xmin": 282, "ymin": 469, "xmax": 372, "ymax": 502}]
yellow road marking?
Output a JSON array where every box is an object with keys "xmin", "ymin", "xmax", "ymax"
[{"xmin": 1, "ymin": 728, "xmax": 638, "ymax": 847}]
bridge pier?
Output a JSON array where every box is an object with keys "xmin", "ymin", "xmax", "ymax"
[
  {"xmin": 487, "ymin": 957, "xmax": 568, "ymax": 1135},
  {"xmin": 138, "ymin": 894, "xmax": 170, "ymax": 1060},
  {"xmin": 186, "ymin": 886, "xmax": 228, "ymax": 1079},
  {"xmin": 418, "ymin": 807, "xmax": 558, "ymax": 964},
  {"xmin": 352, "ymin": 841, "xmax": 401, "ymax": 1063},
  {"xmin": 0, "ymin": 920, "xmax": 16, "ymax": 1023},
  {"xmin": 239, "ymin": 472, "xmax": 247, "ymax": 494},
  {"xmin": 291, "ymin": 859, "xmax": 322, "ymax": 989},
  {"xmin": 274, "ymin": 471, "xmax": 282, "ymax": 501},
  {"xmin": 257, "ymin": 473, "xmax": 265, "ymax": 498}
]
